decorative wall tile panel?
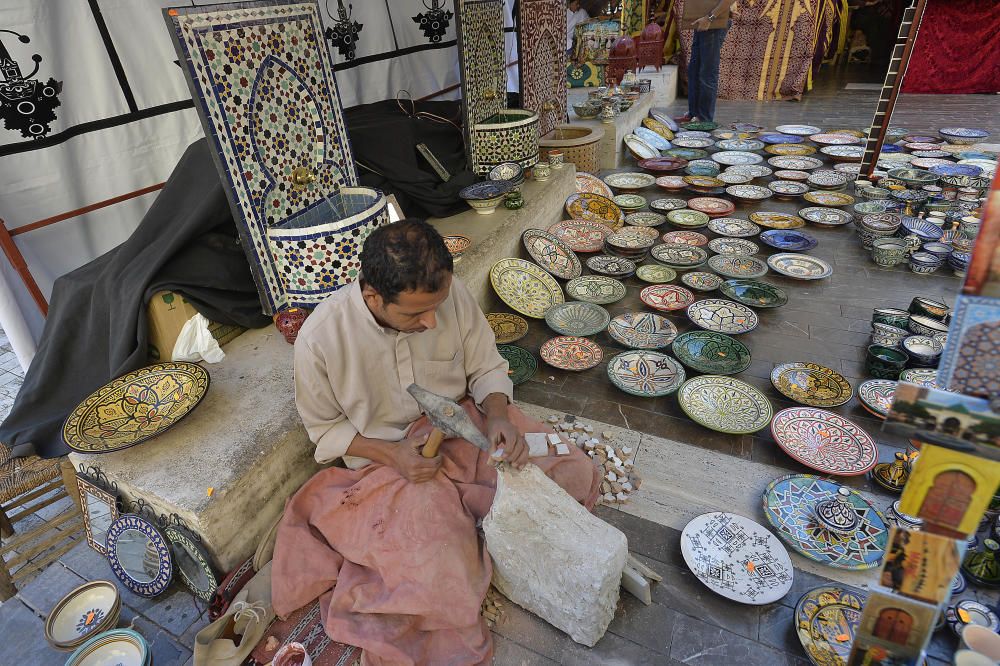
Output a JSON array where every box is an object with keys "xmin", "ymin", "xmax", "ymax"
[
  {"xmin": 517, "ymin": 0, "xmax": 567, "ymax": 137},
  {"xmin": 456, "ymin": 0, "xmax": 507, "ymax": 169}
]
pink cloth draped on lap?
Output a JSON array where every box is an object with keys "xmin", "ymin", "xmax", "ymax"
[{"xmin": 271, "ymin": 402, "xmax": 601, "ymax": 666}]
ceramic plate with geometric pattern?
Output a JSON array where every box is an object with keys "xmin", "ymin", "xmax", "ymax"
[
  {"xmin": 548, "ymin": 219, "xmax": 614, "ymax": 253},
  {"xmin": 544, "ymin": 301, "xmax": 611, "ymax": 337},
  {"xmin": 63, "ymin": 362, "xmax": 210, "ymax": 453},
  {"xmin": 750, "ymin": 212, "xmax": 806, "ymax": 230},
  {"xmin": 672, "ymin": 331, "xmax": 752, "ymax": 375},
  {"xmin": 565, "ymin": 275, "xmax": 627, "ymax": 304},
  {"xmin": 707, "ymin": 218, "xmax": 761, "ymax": 237},
  {"xmin": 575, "ymin": 172, "xmax": 614, "ymax": 198},
  {"xmin": 487, "ymin": 312, "xmax": 529, "ymax": 344},
  {"xmin": 775, "ymin": 124, "xmax": 822, "ymax": 136},
  {"xmin": 857, "ymin": 379, "xmax": 897, "ymax": 419},
  {"xmin": 770, "ymin": 408, "xmax": 878, "ymax": 476},
  {"xmin": 798, "ymin": 207, "xmax": 852, "ymax": 227},
  {"xmin": 539, "ymin": 336, "xmax": 603, "ymax": 371},
  {"xmin": 564, "ymin": 192, "xmax": 626, "ymax": 229},
  {"xmin": 767, "ymin": 156, "xmax": 824, "ymax": 171},
  {"xmin": 718, "ymin": 279, "xmax": 789, "ymax": 309},
  {"xmin": 666, "ymin": 209, "xmax": 712, "ymax": 229},
  {"xmin": 767, "ymin": 254, "xmax": 833, "ymax": 280},
  {"xmin": 678, "ymin": 375, "xmax": 773, "ymax": 433},
  {"xmin": 607, "ymin": 350, "xmax": 686, "ymax": 397},
  {"xmin": 762, "ymin": 474, "xmax": 888, "ymax": 570},
  {"xmin": 681, "ymin": 272, "xmax": 725, "ymax": 292},
  {"xmin": 802, "ymin": 191, "xmax": 855, "ymax": 207},
  {"xmin": 607, "ymin": 312, "xmax": 679, "ymax": 349},
  {"xmin": 765, "ymin": 144, "xmax": 818, "ymax": 157},
  {"xmin": 603, "ymin": 172, "xmax": 656, "ymax": 191},
  {"xmin": 794, "ymin": 585, "xmax": 866, "ymax": 666},
  {"xmin": 681, "ymin": 512, "xmax": 793, "ymax": 605},
  {"xmin": 662, "ymin": 231, "xmax": 709, "ymax": 247},
  {"xmin": 522, "ymin": 229, "xmax": 582, "ymax": 279},
  {"xmin": 640, "ymin": 284, "xmax": 696, "ymax": 312},
  {"xmin": 687, "ymin": 299, "xmax": 759, "ymax": 334},
  {"xmin": 770, "ymin": 363, "xmax": 853, "ymax": 407},
  {"xmin": 490, "ymin": 258, "xmax": 565, "ymax": 318},
  {"xmin": 497, "ymin": 345, "xmax": 537, "ymax": 385},
  {"xmin": 707, "ymin": 255, "xmax": 769, "ymax": 280},
  {"xmin": 651, "ymin": 243, "xmax": 709, "ymax": 267},
  {"xmin": 707, "ymin": 238, "xmax": 759, "ymax": 256},
  {"xmin": 586, "ymin": 255, "xmax": 638, "ymax": 278},
  {"xmin": 626, "ymin": 211, "xmax": 667, "ymax": 227},
  {"xmin": 636, "ymin": 264, "xmax": 678, "ymax": 283}
]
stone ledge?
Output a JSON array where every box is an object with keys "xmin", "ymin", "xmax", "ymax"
[{"xmin": 566, "ymin": 90, "xmax": 656, "ymax": 170}]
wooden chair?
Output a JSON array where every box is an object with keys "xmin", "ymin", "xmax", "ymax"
[{"xmin": 0, "ymin": 448, "xmax": 83, "ymax": 601}]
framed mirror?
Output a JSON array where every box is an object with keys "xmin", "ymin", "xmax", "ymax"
[
  {"xmin": 164, "ymin": 520, "xmax": 219, "ymax": 602},
  {"xmin": 75, "ymin": 467, "xmax": 122, "ymax": 556},
  {"xmin": 106, "ymin": 513, "xmax": 173, "ymax": 597}
]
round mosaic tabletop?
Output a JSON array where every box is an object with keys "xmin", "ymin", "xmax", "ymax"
[
  {"xmin": 544, "ymin": 301, "xmax": 611, "ymax": 337},
  {"xmin": 496, "ymin": 345, "xmax": 536, "ymax": 385},
  {"xmin": 678, "ymin": 375, "xmax": 773, "ymax": 433},
  {"xmin": 486, "ymin": 312, "xmax": 528, "ymax": 344},
  {"xmin": 770, "ymin": 362, "xmax": 853, "ymax": 408},
  {"xmin": 539, "ymin": 336, "xmax": 603, "ymax": 371},
  {"xmin": 521, "ymin": 229, "xmax": 582, "ymax": 280},
  {"xmin": 635, "ymin": 264, "xmax": 677, "ymax": 283},
  {"xmin": 607, "ymin": 311, "xmax": 678, "ymax": 349},
  {"xmin": 565, "ymin": 275, "xmax": 627, "ymax": 305},
  {"xmin": 681, "ymin": 271, "xmax": 725, "ymax": 292},
  {"xmin": 607, "ymin": 350, "xmax": 686, "ymax": 397},
  {"xmin": 707, "ymin": 255, "xmax": 769, "ymax": 280},
  {"xmin": 687, "ymin": 298, "xmax": 759, "ymax": 334},
  {"xmin": 762, "ymin": 474, "xmax": 888, "ymax": 570},
  {"xmin": 672, "ymin": 331, "xmax": 752, "ymax": 375},
  {"xmin": 707, "ymin": 218, "xmax": 761, "ymax": 237},
  {"xmin": 770, "ymin": 408, "xmax": 878, "ymax": 476},
  {"xmin": 794, "ymin": 585, "xmax": 866, "ymax": 666},
  {"xmin": 857, "ymin": 379, "xmax": 897, "ymax": 419},
  {"xmin": 575, "ymin": 172, "xmax": 614, "ymax": 199},
  {"xmin": 640, "ymin": 284, "xmax": 696, "ymax": 312},
  {"xmin": 681, "ymin": 512, "xmax": 793, "ymax": 605},
  {"xmin": 547, "ymin": 219, "xmax": 614, "ymax": 253},
  {"xmin": 767, "ymin": 254, "xmax": 833, "ymax": 280},
  {"xmin": 564, "ymin": 192, "xmax": 625, "ymax": 230},
  {"xmin": 490, "ymin": 258, "xmax": 565, "ymax": 318}
]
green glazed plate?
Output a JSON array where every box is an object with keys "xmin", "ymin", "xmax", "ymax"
[
  {"xmin": 665, "ymin": 147, "xmax": 709, "ymax": 161},
  {"xmin": 667, "ymin": 209, "xmax": 711, "ymax": 229},
  {"xmin": 719, "ymin": 279, "xmax": 789, "ymax": 308},
  {"xmin": 672, "ymin": 331, "xmax": 752, "ymax": 375},
  {"xmin": 678, "ymin": 375, "xmax": 773, "ymax": 434},
  {"xmin": 497, "ymin": 345, "xmax": 537, "ymax": 386},
  {"xmin": 636, "ymin": 264, "xmax": 677, "ymax": 283}
]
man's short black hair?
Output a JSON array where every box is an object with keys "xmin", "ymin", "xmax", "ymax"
[{"xmin": 360, "ymin": 218, "xmax": 454, "ymax": 303}]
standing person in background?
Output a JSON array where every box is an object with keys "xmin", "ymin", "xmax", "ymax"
[
  {"xmin": 676, "ymin": 0, "xmax": 736, "ymax": 123},
  {"xmin": 566, "ymin": 0, "xmax": 590, "ymax": 55}
]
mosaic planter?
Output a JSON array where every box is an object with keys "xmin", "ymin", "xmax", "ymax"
[
  {"xmin": 472, "ymin": 109, "xmax": 540, "ymax": 174},
  {"xmin": 538, "ymin": 125, "xmax": 604, "ymax": 173}
]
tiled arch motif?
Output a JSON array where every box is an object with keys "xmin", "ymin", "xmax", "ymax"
[{"xmin": 517, "ymin": 0, "xmax": 567, "ymax": 137}]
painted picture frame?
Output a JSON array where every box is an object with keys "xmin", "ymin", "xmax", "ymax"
[
  {"xmin": 75, "ymin": 467, "xmax": 122, "ymax": 557},
  {"xmin": 879, "ymin": 527, "xmax": 964, "ymax": 604},
  {"xmin": 164, "ymin": 520, "xmax": 220, "ymax": 603},
  {"xmin": 885, "ymin": 383, "xmax": 1000, "ymax": 460},
  {"xmin": 847, "ymin": 591, "xmax": 938, "ymax": 666}
]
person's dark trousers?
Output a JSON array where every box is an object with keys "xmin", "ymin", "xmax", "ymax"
[{"xmin": 687, "ymin": 24, "xmax": 729, "ymax": 121}]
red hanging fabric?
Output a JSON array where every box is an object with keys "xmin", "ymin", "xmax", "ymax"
[{"xmin": 901, "ymin": 0, "xmax": 1000, "ymax": 94}]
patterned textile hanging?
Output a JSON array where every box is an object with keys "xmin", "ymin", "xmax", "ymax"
[{"xmin": 621, "ymin": 0, "xmax": 648, "ymax": 36}]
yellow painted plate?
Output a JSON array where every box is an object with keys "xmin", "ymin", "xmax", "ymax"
[
  {"xmin": 803, "ymin": 191, "xmax": 856, "ymax": 207},
  {"xmin": 486, "ymin": 312, "xmax": 529, "ymax": 344},
  {"xmin": 749, "ymin": 212, "xmax": 806, "ymax": 229},
  {"xmin": 490, "ymin": 258, "xmax": 565, "ymax": 319},
  {"xmin": 63, "ymin": 362, "xmax": 210, "ymax": 453},
  {"xmin": 765, "ymin": 144, "xmax": 817, "ymax": 156},
  {"xmin": 564, "ymin": 192, "xmax": 626, "ymax": 230},
  {"xmin": 642, "ymin": 117, "xmax": 675, "ymax": 140}
]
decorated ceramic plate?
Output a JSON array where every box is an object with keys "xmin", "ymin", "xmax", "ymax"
[
  {"xmin": 651, "ymin": 243, "xmax": 709, "ymax": 267},
  {"xmin": 651, "ymin": 112, "xmax": 680, "ymax": 132},
  {"xmin": 676, "ymin": 130, "xmax": 712, "ymax": 139},
  {"xmin": 608, "ymin": 311, "xmax": 678, "ymax": 349},
  {"xmin": 565, "ymin": 275, "xmax": 627, "ymax": 305},
  {"xmin": 718, "ymin": 279, "xmax": 788, "ymax": 309},
  {"xmin": 604, "ymin": 172, "xmax": 656, "ymax": 191},
  {"xmin": 833, "ymin": 163, "xmax": 863, "ymax": 175},
  {"xmin": 682, "ymin": 271, "xmax": 724, "ymax": 292},
  {"xmin": 624, "ymin": 134, "xmax": 660, "ymax": 160},
  {"xmin": 794, "ymin": 586, "xmax": 866, "ymax": 666},
  {"xmin": 770, "ymin": 363, "xmax": 853, "ymax": 408},
  {"xmin": 641, "ymin": 117, "xmax": 675, "ymax": 140},
  {"xmin": 767, "ymin": 253, "xmax": 833, "ymax": 280},
  {"xmin": 898, "ymin": 368, "xmax": 937, "ymax": 388},
  {"xmin": 708, "ymin": 255, "xmax": 769, "ymax": 279},
  {"xmin": 809, "ymin": 133, "xmax": 862, "ymax": 146},
  {"xmin": 607, "ymin": 350, "xmax": 686, "ymax": 397},
  {"xmin": 497, "ymin": 345, "xmax": 536, "ymax": 385},
  {"xmin": 708, "ymin": 238, "xmax": 759, "ymax": 256},
  {"xmin": 725, "ymin": 185, "xmax": 773, "ymax": 202},
  {"xmin": 760, "ymin": 229, "xmax": 817, "ymax": 252},
  {"xmin": 799, "ymin": 207, "xmax": 853, "ymax": 226},
  {"xmin": 612, "ymin": 193, "xmax": 647, "ymax": 211},
  {"xmin": 64, "ymin": 629, "xmax": 150, "ymax": 666},
  {"xmin": 708, "ymin": 218, "xmax": 760, "ymax": 237},
  {"xmin": 712, "ymin": 150, "xmax": 764, "ymax": 166},
  {"xmin": 586, "ymin": 254, "xmax": 637, "ymax": 277},
  {"xmin": 635, "ymin": 127, "xmax": 672, "ymax": 151},
  {"xmin": 766, "ymin": 144, "xmax": 817, "ymax": 156},
  {"xmin": 640, "ymin": 284, "xmax": 696, "ymax": 312},
  {"xmin": 687, "ymin": 298, "xmax": 759, "ymax": 334},
  {"xmin": 727, "ymin": 164, "xmax": 774, "ymax": 178},
  {"xmin": 487, "ymin": 312, "xmax": 529, "ymax": 344},
  {"xmin": 626, "ymin": 211, "xmax": 667, "ymax": 227},
  {"xmin": 522, "ymin": 229, "xmax": 582, "ymax": 279},
  {"xmin": 564, "ymin": 192, "xmax": 625, "ymax": 230},
  {"xmin": 768, "ymin": 181, "xmax": 810, "ymax": 198},
  {"xmin": 717, "ymin": 170, "xmax": 753, "ymax": 185},
  {"xmin": 45, "ymin": 580, "xmax": 120, "ymax": 649},
  {"xmin": 490, "ymin": 255, "xmax": 566, "ymax": 319},
  {"xmin": 681, "ymin": 512, "xmax": 793, "ymax": 605},
  {"xmin": 544, "ymin": 301, "xmax": 611, "ymax": 337},
  {"xmin": 760, "ymin": 133, "xmax": 804, "ymax": 144},
  {"xmin": 857, "ymin": 379, "xmax": 896, "ymax": 419},
  {"xmin": 540, "ymin": 336, "xmax": 603, "ymax": 371},
  {"xmin": 679, "ymin": 375, "xmax": 773, "ymax": 433},
  {"xmin": 750, "ymin": 212, "xmax": 805, "ymax": 229},
  {"xmin": 673, "ymin": 136, "xmax": 714, "ymax": 149},
  {"xmin": 716, "ymin": 138, "xmax": 765, "ymax": 151},
  {"xmin": 666, "ymin": 209, "xmax": 711, "ymax": 229},
  {"xmin": 662, "ymin": 231, "xmax": 708, "ymax": 246},
  {"xmin": 930, "ymin": 163, "xmax": 983, "ymax": 177},
  {"xmin": 687, "ymin": 197, "xmax": 736, "ymax": 217},
  {"xmin": 636, "ymin": 264, "xmax": 677, "ymax": 283},
  {"xmin": 655, "ymin": 175, "xmax": 689, "ymax": 190},
  {"xmin": 820, "ymin": 145, "xmax": 865, "ymax": 161},
  {"xmin": 762, "ymin": 474, "xmax": 888, "ymax": 569},
  {"xmin": 576, "ymin": 172, "xmax": 614, "ymax": 199},
  {"xmin": 548, "ymin": 219, "xmax": 614, "ymax": 253},
  {"xmin": 443, "ymin": 235, "xmax": 471, "ymax": 257},
  {"xmin": 803, "ymin": 191, "xmax": 855, "ymax": 207},
  {"xmin": 806, "ymin": 170, "xmax": 850, "ymax": 189},
  {"xmin": 773, "ymin": 169, "xmax": 810, "ymax": 181},
  {"xmin": 649, "ymin": 198, "xmax": 688, "ymax": 213},
  {"xmin": 776, "ymin": 124, "xmax": 822, "ymax": 136},
  {"xmin": 672, "ymin": 331, "xmax": 751, "ymax": 375},
  {"xmin": 768, "ymin": 156, "xmax": 824, "ymax": 170},
  {"xmin": 910, "ymin": 157, "xmax": 954, "ymax": 170},
  {"xmin": 63, "ymin": 362, "xmax": 210, "ymax": 453}
]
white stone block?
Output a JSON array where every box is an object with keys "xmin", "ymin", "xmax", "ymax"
[
  {"xmin": 525, "ymin": 433, "xmax": 549, "ymax": 458},
  {"xmin": 547, "ymin": 433, "xmax": 562, "ymax": 446},
  {"xmin": 555, "ymin": 442, "xmax": 570, "ymax": 456}
]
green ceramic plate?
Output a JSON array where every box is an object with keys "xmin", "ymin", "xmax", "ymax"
[
  {"xmin": 544, "ymin": 301, "xmax": 611, "ymax": 337},
  {"xmin": 718, "ymin": 279, "xmax": 789, "ymax": 308},
  {"xmin": 636, "ymin": 264, "xmax": 677, "ymax": 283},
  {"xmin": 672, "ymin": 331, "xmax": 752, "ymax": 375},
  {"xmin": 666, "ymin": 209, "xmax": 711, "ymax": 229},
  {"xmin": 678, "ymin": 375, "xmax": 773, "ymax": 434},
  {"xmin": 497, "ymin": 345, "xmax": 537, "ymax": 386}
]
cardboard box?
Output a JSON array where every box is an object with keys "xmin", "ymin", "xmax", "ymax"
[{"xmin": 147, "ymin": 291, "xmax": 246, "ymax": 362}]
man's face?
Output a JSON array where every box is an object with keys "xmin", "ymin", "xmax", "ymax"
[
  {"xmin": 362, "ymin": 274, "xmax": 453, "ymax": 334},
  {"xmin": 569, "ymin": 1, "xmax": 580, "ymax": 11}
]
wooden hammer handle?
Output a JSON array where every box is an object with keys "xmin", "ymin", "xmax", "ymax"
[{"xmin": 422, "ymin": 428, "xmax": 446, "ymax": 458}]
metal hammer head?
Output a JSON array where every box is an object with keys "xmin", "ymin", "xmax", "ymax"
[{"xmin": 406, "ymin": 383, "xmax": 492, "ymax": 452}]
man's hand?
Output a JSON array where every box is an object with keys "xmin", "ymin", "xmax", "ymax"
[
  {"xmin": 389, "ymin": 433, "xmax": 442, "ymax": 483},
  {"xmin": 693, "ymin": 16, "xmax": 712, "ymax": 31},
  {"xmin": 485, "ymin": 415, "xmax": 529, "ymax": 470}
]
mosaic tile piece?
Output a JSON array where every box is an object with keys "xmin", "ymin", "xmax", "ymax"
[{"xmin": 517, "ymin": 0, "xmax": 566, "ymax": 137}]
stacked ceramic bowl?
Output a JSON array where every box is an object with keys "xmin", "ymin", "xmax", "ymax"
[
  {"xmin": 910, "ymin": 297, "xmax": 950, "ymax": 320},
  {"xmin": 858, "ymin": 213, "xmax": 902, "ymax": 250},
  {"xmin": 852, "ymin": 200, "xmax": 890, "ymax": 226},
  {"xmin": 902, "ymin": 335, "xmax": 943, "ymax": 367},
  {"xmin": 64, "ymin": 629, "xmax": 151, "ymax": 666},
  {"xmin": 872, "ymin": 238, "xmax": 908, "ymax": 267},
  {"xmin": 908, "ymin": 251, "xmax": 943, "ymax": 274},
  {"xmin": 949, "ymin": 250, "xmax": 973, "ymax": 277},
  {"xmin": 872, "ymin": 322, "xmax": 910, "ymax": 348},
  {"xmin": 605, "ymin": 227, "xmax": 656, "ymax": 262},
  {"xmin": 909, "ymin": 314, "xmax": 949, "ymax": 338},
  {"xmin": 874, "ymin": 307, "xmax": 912, "ymax": 329},
  {"xmin": 45, "ymin": 581, "xmax": 122, "ymax": 652}
]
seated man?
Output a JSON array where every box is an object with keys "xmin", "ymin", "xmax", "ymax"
[{"xmin": 272, "ymin": 219, "xmax": 600, "ymax": 665}]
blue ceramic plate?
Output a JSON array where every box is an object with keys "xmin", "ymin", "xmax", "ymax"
[
  {"xmin": 635, "ymin": 127, "xmax": 672, "ymax": 151},
  {"xmin": 879, "ymin": 144, "xmax": 904, "ymax": 153},
  {"xmin": 900, "ymin": 216, "xmax": 944, "ymax": 241},
  {"xmin": 460, "ymin": 180, "xmax": 513, "ymax": 200},
  {"xmin": 760, "ymin": 133, "xmax": 804, "ymax": 144},
  {"xmin": 760, "ymin": 229, "xmax": 818, "ymax": 252},
  {"xmin": 930, "ymin": 164, "xmax": 983, "ymax": 177}
]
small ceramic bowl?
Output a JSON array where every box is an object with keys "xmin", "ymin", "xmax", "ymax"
[
  {"xmin": 860, "ymin": 186, "xmax": 892, "ymax": 201},
  {"xmin": 872, "ymin": 238, "xmax": 908, "ymax": 267},
  {"xmin": 908, "ymin": 251, "xmax": 943, "ymax": 274},
  {"xmin": 872, "ymin": 322, "xmax": 910, "ymax": 348},
  {"xmin": 866, "ymin": 344, "xmax": 908, "ymax": 379},
  {"xmin": 902, "ymin": 335, "xmax": 943, "ymax": 367},
  {"xmin": 873, "ymin": 307, "xmax": 911, "ymax": 329},
  {"xmin": 909, "ymin": 297, "xmax": 949, "ymax": 320},
  {"xmin": 573, "ymin": 103, "xmax": 600, "ymax": 119},
  {"xmin": 950, "ymin": 250, "xmax": 973, "ymax": 275},
  {"xmin": 908, "ymin": 314, "xmax": 949, "ymax": 337},
  {"xmin": 920, "ymin": 242, "xmax": 951, "ymax": 263},
  {"xmin": 464, "ymin": 194, "xmax": 505, "ymax": 214}
]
